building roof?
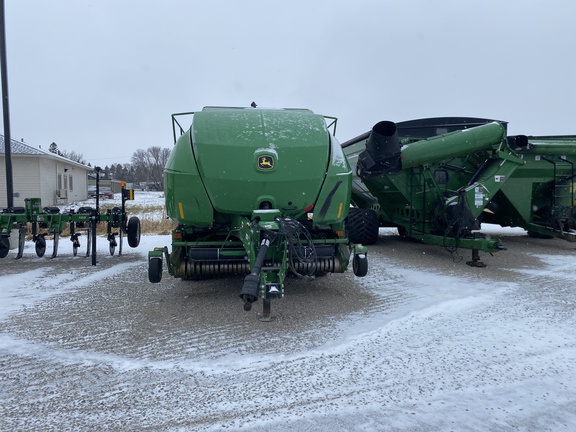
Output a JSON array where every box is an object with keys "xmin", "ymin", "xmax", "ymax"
[
  {"xmin": 0, "ymin": 135, "xmax": 91, "ymax": 170},
  {"xmin": 0, "ymin": 135, "xmax": 47, "ymax": 155}
]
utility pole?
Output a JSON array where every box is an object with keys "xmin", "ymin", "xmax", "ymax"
[{"xmin": 0, "ymin": 0, "xmax": 14, "ymax": 208}]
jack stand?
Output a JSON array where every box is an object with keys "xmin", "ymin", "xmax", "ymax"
[
  {"xmin": 259, "ymin": 298, "xmax": 273, "ymax": 322},
  {"xmin": 466, "ymin": 249, "xmax": 486, "ymax": 267}
]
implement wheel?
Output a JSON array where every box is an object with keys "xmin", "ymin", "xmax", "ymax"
[
  {"xmin": 35, "ymin": 236, "xmax": 47, "ymax": 257},
  {"xmin": 127, "ymin": 217, "xmax": 141, "ymax": 248},
  {"xmin": 0, "ymin": 236, "xmax": 9, "ymax": 259},
  {"xmin": 148, "ymin": 257, "xmax": 163, "ymax": 283},
  {"xmin": 353, "ymin": 253, "xmax": 368, "ymax": 277}
]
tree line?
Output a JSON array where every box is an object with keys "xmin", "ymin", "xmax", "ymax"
[{"xmin": 49, "ymin": 142, "xmax": 171, "ymax": 190}]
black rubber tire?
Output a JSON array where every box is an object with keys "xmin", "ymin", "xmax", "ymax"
[
  {"xmin": 127, "ymin": 217, "xmax": 141, "ymax": 248},
  {"xmin": 346, "ymin": 208, "xmax": 379, "ymax": 245},
  {"xmin": 148, "ymin": 257, "xmax": 163, "ymax": 283},
  {"xmin": 0, "ymin": 236, "xmax": 9, "ymax": 259},
  {"xmin": 353, "ymin": 253, "xmax": 368, "ymax": 277},
  {"xmin": 35, "ymin": 236, "xmax": 47, "ymax": 257}
]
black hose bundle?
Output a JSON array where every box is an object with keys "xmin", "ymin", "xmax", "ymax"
[{"xmin": 277, "ymin": 216, "xmax": 317, "ymax": 278}]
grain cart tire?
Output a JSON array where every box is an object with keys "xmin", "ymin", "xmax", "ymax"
[
  {"xmin": 347, "ymin": 208, "xmax": 379, "ymax": 245},
  {"xmin": 127, "ymin": 217, "xmax": 141, "ymax": 248},
  {"xmin": 0, "ymin": 236, "xmax": 9, "ymax": 258},
  {"xmin": 148, "ymin": 257, "xmax": 162, "ymax": 283}
]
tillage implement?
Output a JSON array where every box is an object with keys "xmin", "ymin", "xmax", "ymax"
[{"xmin": 0, "ymin": 182, "xmax": 141, "ymax": 263}]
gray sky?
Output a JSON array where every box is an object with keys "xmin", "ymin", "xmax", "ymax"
[{"xmin": 3, "ymin": 0, "xmax": 575, "ymax": 166}]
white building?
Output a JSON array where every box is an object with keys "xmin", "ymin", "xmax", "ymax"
[{"xmin": 0, "ymin": 136, "xmax": 91, "ymax": 208}]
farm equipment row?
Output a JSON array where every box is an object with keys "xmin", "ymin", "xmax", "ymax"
[
  {"xmin": 145, "ymin": 106, "xmax": 576, "ymax": 319},
  {"xmin": 342, "ymin": 117, "xmax": 576, "ymax": 265},
  {"xmin": 5, "ymin": 107, "xmax": 571, "ymax": 319},
  {"xmin": 0, "ymin": 184, "xmax": 141, "ymax": 263}
]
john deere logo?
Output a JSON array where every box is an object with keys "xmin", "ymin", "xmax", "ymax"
[{"xmin": 258, "ymin": 155, "xmax": 274, "ymax": 170}]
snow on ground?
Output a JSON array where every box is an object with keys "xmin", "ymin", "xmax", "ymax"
[{"xmin": 1, "ymin": 192, "xmax": 575, "ymax": 431}]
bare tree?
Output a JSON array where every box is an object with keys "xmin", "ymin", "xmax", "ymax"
[
  {"xmin": 131, "ymin": 146, "xmax": 170, "ymax": 190},
  {"xmin": 48, "ymin": 141, "xmax": 88, "ymax": 165},
  {"xmin": 59, "ymin": 149, "xmax": 88, "ymax": 165}
]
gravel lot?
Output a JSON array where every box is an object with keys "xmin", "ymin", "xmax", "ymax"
[{"xmin": 1, "ymin": 229, "xmax": 575, "ymax": 431}]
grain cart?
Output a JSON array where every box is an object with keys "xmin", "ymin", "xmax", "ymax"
[
  {"xmin": 148, "ymin": 107, "xmax": 368, "ymax": 320},
  {"xmin": 481, "ymin": 134, "xmax": 576, "ymax": 240},
  {"xmin": 342, "ymin": 117, "xmax": 525, "ymax": 266}
]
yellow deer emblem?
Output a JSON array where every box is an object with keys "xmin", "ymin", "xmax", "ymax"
[{"xmin": 258, "ymin": 155, "xmax": 274, "ymax": 170}]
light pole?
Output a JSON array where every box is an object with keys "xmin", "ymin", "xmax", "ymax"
[{"xmin": 0, "ymin": 0, "xmax": 14, "ymax": 208}]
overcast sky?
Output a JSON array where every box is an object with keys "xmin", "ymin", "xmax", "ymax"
[{"xmin": 2, "ymin": 0, "xmax": 575, "ymax": 166}]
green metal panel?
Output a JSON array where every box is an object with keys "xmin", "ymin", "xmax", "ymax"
[
  {"xmin": 190, "ymin": 107, "xmax": 329, "ymax": 216},
  {"xmin": 164, "ymin": 129, "xmax": 214, "ymax": 226},
  {"xmin": 313, "ymin": 135, "xmax": 352, "ymax": 224}
]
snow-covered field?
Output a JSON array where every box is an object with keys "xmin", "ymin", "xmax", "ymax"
[{"xmin": 1, "ymin": 192, "xmax": 575, "ymax": 431}]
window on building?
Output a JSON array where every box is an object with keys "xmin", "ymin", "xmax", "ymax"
[
  {"xmin": 58, "ymin": 174, "xmax": 62, "ymax": 190},
  {"xmin": 69, "ymin": 176, "xmax": 74, "ymax": 191},
  {"xmin": 64, "ymin": 175, "xmax": 68, "ymax": 190}
]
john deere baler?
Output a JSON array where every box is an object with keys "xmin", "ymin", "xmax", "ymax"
[{"xmin": 149, "ymin": 107, "xmax": 367, "ymax": 319}]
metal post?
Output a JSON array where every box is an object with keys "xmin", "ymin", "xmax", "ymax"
[
  {"xmin": 91, "ymin": 167, "xmax": 101, "ymax": 265},
  {"xmin": 0, "ymin": 0, "xmax": 14, "ymax": 208}
]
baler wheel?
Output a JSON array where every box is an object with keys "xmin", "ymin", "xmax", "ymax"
[
  {"xmin": 127, "ymin": 217, "xmax": 141, "ymax": 248},
  {"xmin": 149, "ymin": 257, "xmax": 163, "ymax": 283},
  {"xmin": 0, "ymin": 236, "xmax": 9, "ymax": 259},
  {"xmin": 353, "ymin": 253, "xmax": 368, "ymax": 277},
  {"xmin": 35, "ymin": 235, "xmax": 47, "ymax": 257},
  {"xmin": 347, "ymin": 208, "xmax": 379, "ymax": 245}
]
